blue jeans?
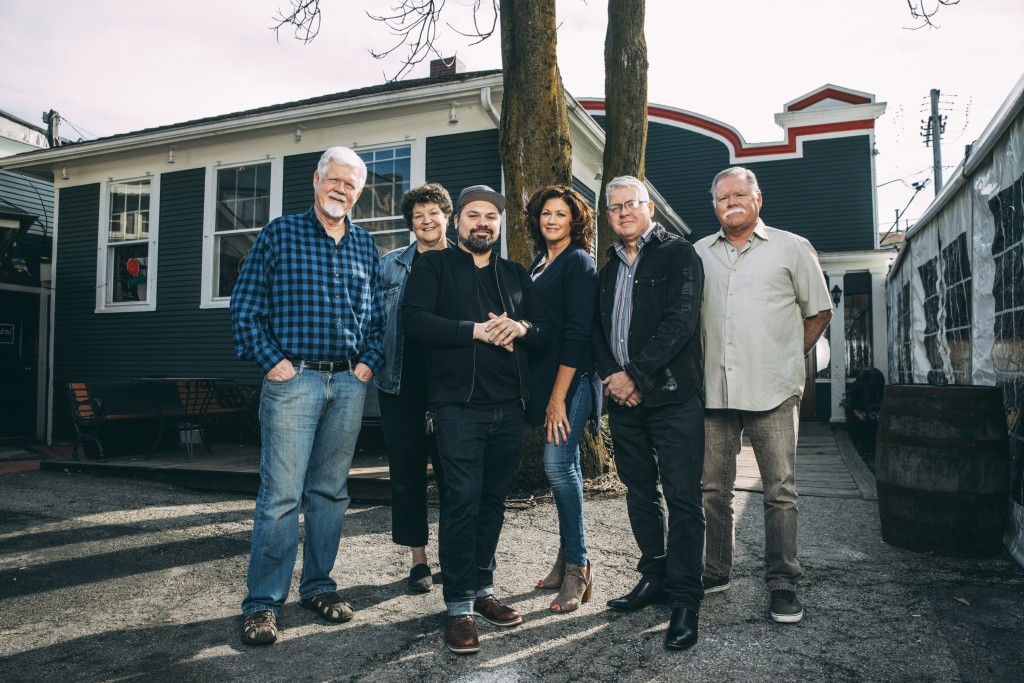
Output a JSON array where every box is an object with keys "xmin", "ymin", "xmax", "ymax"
[
  {"xmin": 434, "ymin": 401, "xmax": 524, "ymax": 616},
  {"xmin": 241, "ymin": 367, "xmax": 366, "ymax": 616},
  {"xmin": 703, "ymin": 395, "xmax": 802, "ymax": 591},
  {"xmin": 544, "ymin": 379, "xmax": 591, "ymax": 567}
]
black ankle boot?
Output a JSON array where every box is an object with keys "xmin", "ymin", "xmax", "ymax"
[{"xmin": 664, "ymin": 607, "xmax": 699, "ymax": 650}]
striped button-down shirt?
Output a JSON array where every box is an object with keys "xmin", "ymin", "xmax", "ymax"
[
  {"xmin": 231, "ymin": 207, "xmax": 385, "ymax": 375},
  {"xmin": 610, "ymin": 224, "xmax": 657, "ymax": 367}
]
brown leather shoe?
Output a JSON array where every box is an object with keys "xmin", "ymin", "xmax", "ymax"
[
  {"xmin": 445, "ymin": 615, "xmax": 480, "ymax": 654},
  {"xmin": 473, "ymin": 595, "xmax": 523, "ymax": 627}
]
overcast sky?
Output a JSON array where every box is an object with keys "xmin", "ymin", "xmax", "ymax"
[{"xmin": 2, "ymin": 0, "xmax": 1022, "ymax": 230}]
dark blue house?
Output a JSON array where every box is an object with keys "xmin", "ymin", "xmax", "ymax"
[
  {"xmin": 0, "ymin": 65, "xmax": 688, "ymax": 444},
  {"xmin": 584, "ymin": 84, "xmax": 892, "ymax": 422}
]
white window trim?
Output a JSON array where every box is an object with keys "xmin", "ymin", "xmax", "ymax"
[
  {"xmin": 95, "ymin": 174, "xmax": 159, "ymax": 313},
  {"xmin": 200, "ymin": 158, "xmax": 282, "ymax": 309},
  {"xmin": 352, "ymin": 143, "xmax": 414, "ymax": 252}
]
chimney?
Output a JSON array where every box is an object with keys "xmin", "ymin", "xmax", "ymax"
[{"xmin": 430, "ymin": 57, "xmax": 465, "ymax": 78}]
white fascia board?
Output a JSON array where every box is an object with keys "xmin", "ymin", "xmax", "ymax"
[
  {"xmin": 774, "ymin": 103, "xmax": 886, "ymax": 129},
  {"xmin": 817, "ymin": 250, "xmax": 896, "ymax": 272},
  {"xmin": 0, "ymin": 74, "xmax": 505, "ymax": 172}
]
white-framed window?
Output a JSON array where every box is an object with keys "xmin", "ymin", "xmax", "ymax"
[
  {"xmin": 96, "ymin": 176, "xmax": 159, "ymax": 312},
  {"xmin": 352, "ymin": 145, "xmax": 412, "ymax": 254},
  {"xmin": 201, "ymin": 159, "xmax": 281, "ymax": 307}
]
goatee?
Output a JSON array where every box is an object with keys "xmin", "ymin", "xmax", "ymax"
[{"xmin": 461, "ymin": 233, "xmax": 495, "ymax": 254}]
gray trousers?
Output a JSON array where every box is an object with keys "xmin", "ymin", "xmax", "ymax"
[{"xmin": 702, "ymin": 395, "xmax": 802, "ymax": 591}]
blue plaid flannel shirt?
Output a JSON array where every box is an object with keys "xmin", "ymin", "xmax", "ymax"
[{"xmin": 231, "ymin": 207, "xmax": 385, "ymax": 375}]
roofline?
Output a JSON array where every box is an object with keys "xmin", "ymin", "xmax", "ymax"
[
  {"xmin": 0, "ymin": 71, "xmax": 503, "ymax": 171},
  {"xmin": 579, "ymin": 99, "xmax": 881, "ymax": 164}
]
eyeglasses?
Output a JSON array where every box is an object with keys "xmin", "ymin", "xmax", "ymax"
[{"xmin": 606, "ymin": 198, "xmax": 648, "ymax": 215}]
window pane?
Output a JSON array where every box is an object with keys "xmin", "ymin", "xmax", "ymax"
[
  {"xmin": 110, "ymin": 243, "xmax": 149, "ymax": 303},
  {"xmin": 844, "ymin": 292, "xmax": 872, "ymax": 378},
  {"xmin": 351, "ymin": 145, "xmax": 411, "ymax": 232},
  {"xmin": 356, "ymin": 218, "xmax": 406, "ymax": 255},
  {"xmin": 108, "ymin": 180, "xmax": 150, "ymax": 244},
  {"xmin": 216, "ymin": 164, "xmax": 270, "ymax": 232},
  {"xmin": 215, "ymin": 231, "xmax": 258, "ymax": 298}
]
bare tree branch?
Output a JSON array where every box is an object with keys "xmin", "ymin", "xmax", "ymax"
[
  {"xmin": 271, "ymin": 0, "xmax": 497, "ymax": 81},
  {"xmin": 271, "ymin": 0, "xmax": 322, "ymax": 44},
  {"xmin": 366, "ymin": 0, "xmax": 498, "ymax": 81},
  {"xmin": 366, "ymin": 1, "xmax": 447, "ymax": 80},
  {"xmin": 904, "ymin": 0, "xmax": 961, "ymax": 30}
]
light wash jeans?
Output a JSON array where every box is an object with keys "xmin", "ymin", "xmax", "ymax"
[
  {"xmin": 702, "ymin": 395, "xmax": 802, "ymax": 591},
  {"xmin": 543, "ymin": 378, "xmax": 592, "ymax": 567},
  {"xmin": 241, "ymin": 366, "xmax": 366, "ymax": 616}
]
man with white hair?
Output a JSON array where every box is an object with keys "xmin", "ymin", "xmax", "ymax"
[
  {"xmin": 232, "ymin": 146, "xmax": 385, "ymax": 646},
  {"xmin": 696, "ymin": 166, "xmax": 832, "ymax": 625}
]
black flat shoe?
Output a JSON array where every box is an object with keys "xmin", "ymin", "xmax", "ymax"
[
  {"xmin": 664, "ymin": 607, "xmax": 699, "ymax": 650},
  {"xmin": 606, "ymin": 579, "xmax": 667, "ymax": 612},
  {"xmin": 408, "ymin": 563, "xmax": 433, "ymax": 593}
]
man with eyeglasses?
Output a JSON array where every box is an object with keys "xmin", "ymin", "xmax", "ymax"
[
  {"xmin": 592, "ymin": 175, "xmax": 706, "ymax": 650},
  {"xmin": 695, "ymin": 167, "xmax": 832, "ymax": 625}
]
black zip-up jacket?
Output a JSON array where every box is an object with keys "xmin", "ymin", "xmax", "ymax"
[
  {"xmin": 592, "ymin": 223, "xmax": 704, "ymax": 407},
  {"xmin": 402, "ymin": 246, "xmax": 551, "ymax": 409}
]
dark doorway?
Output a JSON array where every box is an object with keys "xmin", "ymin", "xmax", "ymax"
[{"xmin": 0, "ymin": 290, "xmax": 39, "ymax": 439}]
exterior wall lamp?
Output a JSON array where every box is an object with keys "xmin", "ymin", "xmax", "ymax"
[{"xmin": 831, "ymin": 283, "xmax": 843, "ymax": 307}]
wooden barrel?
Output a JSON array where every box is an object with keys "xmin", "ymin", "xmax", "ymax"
[{"xmin": 875, "ymin": 385, "xmax": 1009, "ymax": 557}]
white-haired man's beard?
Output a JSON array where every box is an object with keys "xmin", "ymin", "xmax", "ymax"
[
  {"xmin": 461, "ymin": 230, "xmax": 496, "ymax": 254},
  {"xmin": 323, "ymin": 201, "xmax": 346, "ymax": 219}
]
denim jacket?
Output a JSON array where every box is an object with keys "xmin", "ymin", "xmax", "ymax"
[{"xmin": 374, "ymin": 240, "xmax": 454, "ymax": 394}]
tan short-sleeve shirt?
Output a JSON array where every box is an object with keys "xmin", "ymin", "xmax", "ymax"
[{"xmin": 695, "ymin": 220, "xmax": 832, "ymax": 411}]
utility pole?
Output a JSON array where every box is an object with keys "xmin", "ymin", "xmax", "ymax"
[{"xmin": 929, "ymin": 89, "xmax": 943, "ymax": 195}]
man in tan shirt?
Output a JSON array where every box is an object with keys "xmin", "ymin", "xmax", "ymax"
[{"xmin": 694, "ymin": 167, "xmax": 832, "ymax": 624}]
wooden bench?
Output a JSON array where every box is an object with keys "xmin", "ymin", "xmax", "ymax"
[
  {"xmin": 66, "ymin": 381, "xmax": 172, "ymax": 460},
  {"xmin": 65, "ymin": 380, "xmax": 253, "ymax": 460}
]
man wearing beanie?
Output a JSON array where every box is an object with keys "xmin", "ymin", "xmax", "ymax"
[{"xmin": 403, "ymin": 185, "xmax": 550, "ymax": 654}]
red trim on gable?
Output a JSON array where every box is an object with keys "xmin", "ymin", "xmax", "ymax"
[
  {"xmin": 787, "ymin": 88, "xmax": 872, "ymax": 111},
  {"xmin": 579, "ymin": 100, "xmax": 875, "ymax": 159}
]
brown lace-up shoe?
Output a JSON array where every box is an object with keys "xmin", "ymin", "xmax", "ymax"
[
  {"xmin": 445, "ymin": 615, "xmax": 480, "ymax": 654},
  {"xmin": 473, "ymin": 595, "xmax": 523, "ymax": 627}
]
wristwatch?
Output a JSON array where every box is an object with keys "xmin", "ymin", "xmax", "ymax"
[{"xmin": 519, "ymin": 319, "xmax": 532, "ymax": 336}]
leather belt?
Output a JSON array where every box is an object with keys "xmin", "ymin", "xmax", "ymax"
[{"xmin": 292, "ymin": 359, "xmax": 354, "ymax": 372}]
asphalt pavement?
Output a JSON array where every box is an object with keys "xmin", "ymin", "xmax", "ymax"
[{"xmin": 1, "ymin": 460, "xmax": 1022, "ymax": 682}]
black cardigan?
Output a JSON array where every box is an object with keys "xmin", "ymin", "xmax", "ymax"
[
  {"xmin": 402, "ymin": 246, "xmax": 551, "ymax": 409},
  {"xmin": 525, "ymin": 244, "xmax": 599, "ymax": 426}
]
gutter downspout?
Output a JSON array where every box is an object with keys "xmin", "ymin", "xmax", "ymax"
[
  {"xmin": 480, "ymin": 87, "xmax": 501, "ymax": 127},
  {"xmin": 480, "ymin": 86, "xmax": 507, "ymax": 256}
]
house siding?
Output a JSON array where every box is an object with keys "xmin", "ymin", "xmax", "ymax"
[
  {"xmin": 283, "ymin": 151, "xmax": 321, "ymax": 215},
  {"xmin": 51, "ymin": 173, "xmax": 261, "ymax": 438},
  {"xmin": 426, "ymin": 129, "xmax": 501, "ymax": 244},
  {"xmin": 53, "ymin": 170, "xmax": 254, "ymax": 383},
  {"xmin": 593, "ymin": 116, "xmax": 875, "ymax": 251}
]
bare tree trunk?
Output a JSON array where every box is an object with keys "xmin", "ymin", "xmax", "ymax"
[
  {"xmin": 498, "ymin": 0, "xmax": 572, "ymax": 268},
  {"xmin": 596, "ymin": 0, "xmax": 649, "ymax": 270}
]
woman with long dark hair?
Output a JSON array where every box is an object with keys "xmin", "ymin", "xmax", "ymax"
[{"xmin": 524, "ymin": 185, "xmax": 599, "ymax": 613}]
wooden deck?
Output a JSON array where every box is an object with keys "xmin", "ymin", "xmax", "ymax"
[
  {"xmin": 734, "ymin": 422, "xmax": 876, "ymax": 500},
  {"xmin": 24, "ymin": 423, "xmax": 876, "ymax": 501}
]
